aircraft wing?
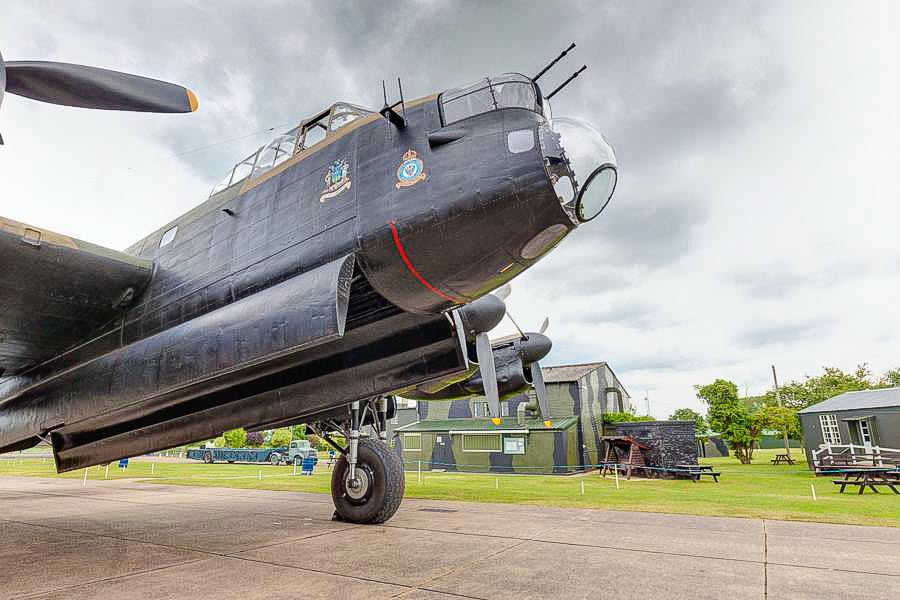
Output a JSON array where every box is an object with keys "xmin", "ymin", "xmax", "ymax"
[{"xmin": 0, "ymin": 216, "xmax": 152, "ymax": 377}]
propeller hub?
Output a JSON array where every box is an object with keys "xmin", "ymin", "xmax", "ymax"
[
  {"xmin": 456, "ymin": 294, "xmax": 506, "ymax": 340},
  {"xmin": 519, "ymin": 333, "xmax": 552, "ymax": 364}
]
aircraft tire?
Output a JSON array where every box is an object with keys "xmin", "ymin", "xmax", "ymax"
[{"xmin": 331, "ymin": 438, "xmax": 404, "ymax": 524}]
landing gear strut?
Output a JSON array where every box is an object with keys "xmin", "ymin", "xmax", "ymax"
[{"xmin": 318, "ymin": 397, "xmax": 404, "ymax": 524}]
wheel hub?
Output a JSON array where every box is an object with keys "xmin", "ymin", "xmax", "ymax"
[{"xmin": 344, "ymin": 466, "xmax": 373, "ymax": 502}]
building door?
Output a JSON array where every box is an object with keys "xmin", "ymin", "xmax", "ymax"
[{"xmin": 858, "ymin": 420, "xmax": 873, "ymax": 453}]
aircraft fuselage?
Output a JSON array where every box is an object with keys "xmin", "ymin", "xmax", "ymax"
[{"xmin": 0, "ymin": 86, "xmax": 576, "ymax": 470}]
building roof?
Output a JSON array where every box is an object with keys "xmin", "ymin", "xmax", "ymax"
[
  {"xmin": 395, "ymin": 416, "xmax": 579, "ymax": 433},
  {"xmin": 541, "ymin": 362, "xmax": 607, "ymax": 383},
  {"xmin": 798, "ymin": 387, "xmax": 900, "ymax": 414}
]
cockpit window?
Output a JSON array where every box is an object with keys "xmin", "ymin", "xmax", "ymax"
[
  {"xmin": 491, "ymin": 74, "xmax": 537, "ymax": 110},
  {"xmin": 302, "ymin": 114, "xmax": 328, "ymax": 149},
  {"xmin": 329, "ymin": 103, "xmax": 368, "ymax": 131},
  {"xmin": 252, "ymin": 127, "xmax": 300, "ymax": 177},
  {"xmin": 209, "ymin": 102, "xmax": 373, "ymax": 197},
  {"xmin": 440, "ymin": 73, "xmax": 539, "ymax": 125}
]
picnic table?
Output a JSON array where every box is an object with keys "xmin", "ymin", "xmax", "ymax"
[
  {"xmin": 832, "ymin": 468, "xmax": 900, "ymax": 495},
  {"xmin": 675, "ymin": 464, "xmax": 720, "ymax": 483},
  {"xmin": 771, "ymin": 453, "xmax": 795, "ymax": 465}
]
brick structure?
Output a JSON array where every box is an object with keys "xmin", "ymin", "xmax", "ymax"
[{"xmin": 609, "ymin": 420, "xmax": 698, "ymax": 470}]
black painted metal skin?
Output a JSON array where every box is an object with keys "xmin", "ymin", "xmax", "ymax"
[{"xmin": 0, "ymin": 81, "xmax": 579, "ymax": 472}]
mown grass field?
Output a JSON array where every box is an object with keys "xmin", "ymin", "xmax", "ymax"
[{"xmin": 2, "ymin": 448, "xmax": 898, "ymax": 527}]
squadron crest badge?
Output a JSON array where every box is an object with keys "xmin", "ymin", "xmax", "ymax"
[
  {"xmin": 395, "ymin": 149, "xmax": 426, "ymax": 189},
  {"xmin": 320, "ymin": 159, "xmax": 352, "ymax": 202}
]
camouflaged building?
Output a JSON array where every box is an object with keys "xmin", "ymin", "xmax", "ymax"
[{"xmin": 393, "ymin": 362, "xmax": 632, "ymax": 474}]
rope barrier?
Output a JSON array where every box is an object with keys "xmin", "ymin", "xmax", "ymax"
[{"xmin": 6, "ymin": 458, "xmax": 892, "ymax": 480}]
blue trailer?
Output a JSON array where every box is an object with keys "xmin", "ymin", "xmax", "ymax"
[
  {"xmin": 186, "ymin": 440, "xmax": 318, "ymax": 466},
  {"xmin": 186, "ymin": 446, "xmax": 289, "ymax": 465}
]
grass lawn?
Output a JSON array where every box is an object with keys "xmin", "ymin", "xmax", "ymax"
[{"xmin": 2, "ymin": 449, "xmax": 898, "ymax": 528}]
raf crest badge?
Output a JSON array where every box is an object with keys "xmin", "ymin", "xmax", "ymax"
[
  {"xmin": 320, "ymin": 159, "xmax": 352, "ymax": 202},
  {"xmin": 395, "ymin": 149, "xmax": 426, "ymax": 189}
]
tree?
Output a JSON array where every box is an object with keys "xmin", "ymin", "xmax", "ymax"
[
  {"xmin": 696, "ymin": 379, "xmax": 763, "ymax": 464},
  {"xmin": 602, "ymin": 412, "xmax": 654, "ymax": 425},
  {"xmin": 879, "ymin": 366, "xmax": 900, "ymax": 388},
  {"xmin": 291, "ymin": 424, "xmax": 306, "ymax": 440},
  {"xmin": 245, "ymin": 431, "xmax": 264, "ymax": 447},
  {"xmin": 270, "ymin": 428, "xmax": 292, "ymax": 448},
  {"xmin": 754, "ymin": 405, "xmax": 801, "ymax": 458},
  {"xmin": 766, "ymin": 365, "xmax": 873, "ymax": 410},
  {"xmin": 669, "ymin": 408, "xmax": 709, "ymax": 440},
  {"xmin": 223, "ymin": 428, "xmax": 246, "ymax": 448},
  {"xmin": 213, "ymin": 436, "xmax": 226, "ymax": 448}
]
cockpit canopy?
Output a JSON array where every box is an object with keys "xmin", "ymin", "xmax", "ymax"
[
  {"xmin": 211, "ymin": 102, "xmax": 373, "ymax": 197},
  {"xmin": 440, "ymin": 73, "xmax": 544, "ymax": 125}
]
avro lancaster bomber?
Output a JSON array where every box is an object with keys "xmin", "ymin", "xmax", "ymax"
[{"xmin": 0, "ymin": 44, "xmax": 617, "ymax": 523}]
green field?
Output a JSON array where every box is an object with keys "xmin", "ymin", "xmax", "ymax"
[{"xmin": 2, "ymin": 449, "xmax": 898, "ymax": 528}]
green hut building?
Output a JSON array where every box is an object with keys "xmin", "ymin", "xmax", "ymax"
[{"xmin": 394, "ymin": 362, "xmax": 631, "ymax": 474}]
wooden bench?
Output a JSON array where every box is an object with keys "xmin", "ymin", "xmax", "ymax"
[
  {"xmin": 771, "ymin": 453, "xmax": 795, "ymax": 465},
  {"xmin": 674, "ymin": 465, "xmax": 721, "ymax": 483},
  {"xmin": 832, "ymin": 468, "xmax": 900, "ymax": 494},
  {"xmin": 833, "ymin": 478, "xmax": 899, "ymax": 495}
]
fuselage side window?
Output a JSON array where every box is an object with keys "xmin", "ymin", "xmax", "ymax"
[{"xmin": 159, "ymin": 225, "xmax": 178, "ymax": 248}]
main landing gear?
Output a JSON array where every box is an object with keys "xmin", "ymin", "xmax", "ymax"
[{"xmin": 313, "ymin": 397, "xmax": 404, "ymax": 524}]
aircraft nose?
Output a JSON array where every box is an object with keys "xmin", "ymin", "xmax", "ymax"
[
  {"xmin": 541, "ymin": 117, "xmax": 617, "ymax": 223},
  {"xmin": 520, "ymin": 332, "xmax": 552, "ymax": 364}
]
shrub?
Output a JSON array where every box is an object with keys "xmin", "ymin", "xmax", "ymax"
[
  {"xmin": 270, "ymin": 429, "xmax": 292, "ymax": 448},
  {"xmin": 245, "ymin": 431, "xmax": 265, "ymax": 448},
  {"xmin": 223, "ymin": 428, "xmax": 246, "ymax": 448},
  {"xmin": 603, "ymin": 412, "xmax": 654, "ymax": 425}
]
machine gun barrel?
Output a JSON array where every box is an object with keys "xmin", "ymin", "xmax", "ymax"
[
  {"xmin": 545, "ymin": 65, "xmax": 588, "ymax": 100},
  {"xmin": 532, "ymin": 42, "xmax": 576, "ymax": 83}
]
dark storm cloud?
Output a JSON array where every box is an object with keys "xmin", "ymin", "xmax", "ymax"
[{"xmin": 21, "ymin": 0, "xmax": 785, "ymax": 192}]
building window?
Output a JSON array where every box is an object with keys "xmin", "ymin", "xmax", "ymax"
[
  {"xmin": 820, "ymin": 414, "xmax": 841, "ymax": 445},
  {"xmin": 391, "ymin": 416, "xmax": 399, "ymax": 425},
  {"xmin": 159, "ymin": 226, "xmax": 178, "ymax": 248},
  {"xmin": 461, "ymin": 434, "xmax": 502, "ymax": 452},
  {"xmin": 402, "ymin": 433, "xmax": 421, "ymax": 451},
  {"xmin": 503, "ymin": 436, "xmax": 526, "ymax": 455}
]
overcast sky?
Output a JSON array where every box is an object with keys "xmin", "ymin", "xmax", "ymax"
[{"xmin": 2, "ymin": 1, "xmax": 898, "ymax": 418}]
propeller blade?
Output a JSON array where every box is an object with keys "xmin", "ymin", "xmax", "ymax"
[
  {"xmin": 532, "ymin": 361, "xmax": 551, "ymax": 427},
  {"xmin": 493, "ymin": 283, "xmax": 511, "ymax": 301},
  {"xmin": 539, "ymin": 317, "xmax": 550, "ymax": 334},
  {"xmin": 475, "ymin": 332, "xmax": 502, "ymax": 424},
  {"xmin": 4, "ymin": 61, "xmax": 197, "ymax": 113}
]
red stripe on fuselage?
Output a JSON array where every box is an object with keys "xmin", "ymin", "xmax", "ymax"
[{"xmin": 389, "ymin": 221, "xmax": 461, "ymax": 304}]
